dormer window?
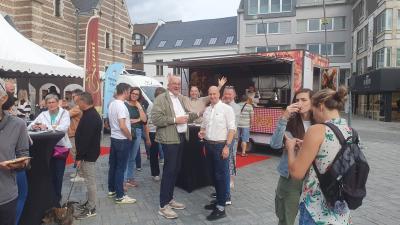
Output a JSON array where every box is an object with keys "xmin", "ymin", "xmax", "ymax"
[
  {"xmin": 209, "ymin": 37, "xmax": 217, "ymax": 45},
  {"xmin": 158, "ymin": 41, "xmax": 166, "ymax": 48}
]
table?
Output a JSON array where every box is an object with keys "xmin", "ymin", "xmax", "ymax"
[
  {"xmin": 19, "ymin": 131, "xmax": 64, "ymax": 225},
  {"xmin": 176, "ymin": 125, "xmax": 213, "ymax": 193}
]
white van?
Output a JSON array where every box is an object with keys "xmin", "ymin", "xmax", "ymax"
[{"xmin": 117, "ymin": 74, "xmax": 162, "ymax": 108}]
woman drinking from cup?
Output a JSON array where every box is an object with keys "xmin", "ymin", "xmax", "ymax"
[{"xmin": 270, "ymin": 89, "xmax": 314, "ymax": 225}]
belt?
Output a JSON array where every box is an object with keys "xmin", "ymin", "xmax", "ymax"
[{"xmin": 206, "ymin": 140, "xmax": 226, "ymax": 145}]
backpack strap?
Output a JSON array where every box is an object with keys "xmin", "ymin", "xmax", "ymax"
[
  {"xmin": 240, "ymin": 103, "xmax": 247, "ymax": 113},
  {"xmin": 324, "ymin": 122, "xmax": 346, "ymax": 145},
  {"xmin": 312, "ymin": 122, "xmax": 346, "ymax": 178}
]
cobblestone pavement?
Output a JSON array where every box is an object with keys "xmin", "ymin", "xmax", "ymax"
[{"xmin": 63, "ymin": 116, "xmax": 400, "ymax": 225}]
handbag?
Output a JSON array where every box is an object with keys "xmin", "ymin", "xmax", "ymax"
[
  {"xmin": 51, "ymin": 110, "xmax": 69, "ymax": 159},
  {"xmin": 53, "ymin": 145, "xmax": 69, "ymax": 159}
]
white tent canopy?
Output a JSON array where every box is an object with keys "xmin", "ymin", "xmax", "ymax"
[{"xmin": 0, "ymin": 15, "xmax": 84, "ymax": 78}]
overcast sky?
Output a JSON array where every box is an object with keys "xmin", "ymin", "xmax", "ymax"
[{"xmin": 126, "ymin": 0, "xmax": 241, "ymax": 24}]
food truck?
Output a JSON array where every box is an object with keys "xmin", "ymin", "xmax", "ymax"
[{"xmin": 162, "ymin": 50, "xmax": 330, "ymax": 147}]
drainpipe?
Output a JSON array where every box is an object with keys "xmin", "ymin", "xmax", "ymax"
[{"xmin": 75, "ymin": 9, "xmax": 80, "ymax": 66}]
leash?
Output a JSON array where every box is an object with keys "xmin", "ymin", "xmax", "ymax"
[{"xmin": 64, "ymin": 166, "xmax": 80, "ymax": 207}]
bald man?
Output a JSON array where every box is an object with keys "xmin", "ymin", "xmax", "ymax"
[
  {"xmin": 199, "ymin": 86, "xmax": 236, "ymax": 221},
  {"xmin": 151, "ymin": 75, "xmax": 198, "ymax": 219}
]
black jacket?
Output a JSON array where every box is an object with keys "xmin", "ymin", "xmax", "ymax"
[{"xmin": 75, "ymin": 107, "xmax": 102, "ymax": 162}]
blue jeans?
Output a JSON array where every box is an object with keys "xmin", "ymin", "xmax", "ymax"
[
  {"xmin": 299, "ymin": 203, "xmax": 317, "ymax": 225},
  {"xmin": 15, "ymin": 171, "xmax": 27, "ymax": 225},
  {"xmin": 159, "ymin": 134, "xmax": 185, "ymax": 207},
  {"xmin": 125, "ymin": 128, "xmax": 141, "ymax": 181},
  {"xmin": 135, "ymin": 129, "xmax": 151, "ymax": 168},
  {"xmin": 108, "ymin": 138, "xmax": 131, "ymax": 199},
  {"xmin": 50, "ymin": 155, "xmax": 68, "ymax": 206},
  {"xmin": 206, "ymin": 143, "xmax": 230, "ymax": 207}
]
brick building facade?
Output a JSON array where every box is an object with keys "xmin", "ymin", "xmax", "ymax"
[{"xmin": 0, "ymin": 0, "xmax": 133, "ymax": 73}]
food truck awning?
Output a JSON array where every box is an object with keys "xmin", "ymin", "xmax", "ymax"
[{"xmin": 147, "ymin": 54, "xmax": 292, "ymax": 68}]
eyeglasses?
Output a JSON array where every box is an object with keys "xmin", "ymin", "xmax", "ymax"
[{"xmin": 225, "ymin": 85, "xmax": 235, "ymax": 89}]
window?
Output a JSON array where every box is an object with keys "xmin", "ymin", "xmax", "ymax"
[
  {"xmin": 256, "ymin": 46, "xmax": 267, "ymax": 52},
  {"xmin": 256, "ymin": 21, "xmax": 290, "ymax": 34},
  {"xmin": 397, "ymin": 49, "xmax": 400, "ymax": 66},
  {"xmin": 299, "ymin": 17, "xmax": 345, "ymax": 33},
  {"xmin": 246, "ymin": 24, "xmax": 257, "ymax": 35},
  {"xmin": 357, "ymin": 29, "xmax": 365, "ymax": 51},
  {"xmin": 156, "ymin": 60, "xmax": 163, "ymax": 76},
  {"xmin": 120, "ymin": 38, "xmax": 124, "ymax": 53},
  {"xmin": 356, "ymin": 57, "xmax": 367, "ymax": 75},
  {"xmin": 54, "ymin": 0, "xmax": 62, "ymax": 17},
  {"xmin": 132, "ymin": 53, "xmax": 143, "ymax": 64},
  {"xmin": 374, "ymin": 47, "xmax": 391, "ymax": 68},
  {"xmin": 105, "ymin": 32, "xmax": 111, "ymax": 49},
  {"xmin": 209, "ymin": 37, "xmax": 217, "ymax": 45},
  {"xmin": 248, "ymin": 0, "xmax": 258, "ymax": 15},
  {"xmin": 306, "ymin": 42, "xmax": 345, "ymax": 56},
  {"xmin": 279, "ymin": 45, "xmax": 290, "ymax": 50},
  {"xmin": 193, "ymin": 38, "xmax": 202, "ymax": 46},
  {"xmin": 376, "ymin": 9, "xmax": 393, "ymax": 35},
  {"xmin": 172, "ymin": 60, "xmax": 180, "ymax": 75},
  {"xmin": 133, "ymin": 33, "xmax": 145, "ymax": 46},
  {"xmin": 225, "ymin": 36, "xmax": 234, "ymax": 44},
  {"xmin": 175, "ymin": 39, "xmax": 183, "ymax": 47},
  {"xmin": 398, "ymin": 10, "xmax": 400, "ymax": 30},
  {"xmin": 308, "ymin": 19, "xmax": 320, "ymax": 31},
  {"xmin": 256, "ymin": 45, "xmax": 289, "ymax": 52},
  {"xmin": 158, "ymin": 40, "xmax": 166, "ymax": 48},
  {"xmin": 248, "ymin": 0, "xmax": 292, "ymax": 15},
  {"xmin": 268, "ymin": 22, "xmax": 279, "ymax": 33}
]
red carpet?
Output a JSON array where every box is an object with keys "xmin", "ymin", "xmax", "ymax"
[
  {"xmin": 236, "ymin": 154, "xmax": 270, "ymax": 168},
  {"xmin": 66, "ymin": 146, "xmax": 110, "ymax": 165},
  {"xmin": 67, "ymin": 147, "xmax": 270, "ymax": 169}
]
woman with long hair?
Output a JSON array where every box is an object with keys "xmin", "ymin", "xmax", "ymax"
[
  {"xmin": 124, "ymin": 87, "xmax": 147, "ymax": 188},
  {"xmin": 286, "ymin": 86, "xmax": 352, "ymax": 225},
  {"xmin": 16, "ymin": 89, "xmax": 31, "ymax": 120},
  {"xmin": 270, "ymin": 88, "xmax": 314, "ymax": 225}
]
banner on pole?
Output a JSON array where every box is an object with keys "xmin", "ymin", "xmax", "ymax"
[{"xmin": 103, "ymin": 63, "xmax": 125, "ymax": 118}]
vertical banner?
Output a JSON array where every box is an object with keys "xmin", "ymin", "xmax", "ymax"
[
  {"xmin": 103, "ymin": 63, "xmax": 124, "ymax": 118},
  {"xmin": 84, "ymin": 16, "xmax": 101, "ymax": 110}
]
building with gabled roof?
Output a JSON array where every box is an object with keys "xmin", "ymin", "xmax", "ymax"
[{"xmin": 143, "ymin": 16, "xmax": 238, "ymax": 86}]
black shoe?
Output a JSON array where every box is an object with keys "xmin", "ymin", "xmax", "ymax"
[
  {"xmin": 204, "ymin": 203, "xmax": 216, "ymax": 210},
  {"xmin": 210, "ymin": 192, "xmax": 216, "ymax": 198},
  {"xmin": 206, "ymin": 208, "xmax": 226, "ymax": 221},
  {"xmin": 210, "ymin": 197, "xmax": 232, "ymax": 206}
]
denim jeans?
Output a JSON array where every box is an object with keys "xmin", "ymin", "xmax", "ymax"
[
  {"xmin": 159, "ymin": 134, "xmax": 185, "ymax": 207},
  {"xmin": 125, "ymin": 128, "xmax": 141, "ymax": 181},
  {"xmin": 149, "ymin": 132, "xmax": 160, "ymax": 177},
  {"xmin": 206, "ymin": 142, "xmax": 230, "ymax": 208},
  {"xmin": 135, "ymin": 129, "xmax": 150, "ymax": 168},
  {"xmin": 108, "ymin": 138, "xmax": 131, "ymax": 199},
  {"xmin": 50, "ymin": 155, "xmax": 68, "ymax": 206},
  {"xmin": 299, "ymin": 202, "xmax": 317, "ymax": 225},
  {"xmin": 16, "ymin": 171, "xmax": 27, "ymax": 225}
]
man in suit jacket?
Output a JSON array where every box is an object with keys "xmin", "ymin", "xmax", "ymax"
[{"xmin": 151, "ymin": 75, "xmax": 197, "ymax": 219}]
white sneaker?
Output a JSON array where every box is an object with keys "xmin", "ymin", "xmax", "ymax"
[
  {"xmin": 158, "ymin": 205, "xmax": 178, "ymax": 219},
  {"xmin": 168, "ymin": 200, "xmax": 185, "ymax": 210},
  {"xmin": 115, "ymin": 195, "xmax": 137, "ymax": 204},
  {"xmin": 153, "ymin": 176, "xmax": 160, "ymax": 181},
  {"xmin": 70, "ymin": 175, "xmax": 85, "ymax": 182},
  {"xmin": 70, "ymin": 173, "xmax": 76, "ymax": 178}
]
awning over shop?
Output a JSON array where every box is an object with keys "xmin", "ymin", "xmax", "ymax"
[
  {"xmin": 0, "ymin": 15, "xmax": 84, "ymax": 78},
  {"xmin": 146, "ymin": 54, "xmax": 291, "ymax": 68},
  {"xmin": 349, "ymin": 68, "xmax": 400, "ymax": 93}
]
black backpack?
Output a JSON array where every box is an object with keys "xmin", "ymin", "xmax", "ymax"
[{"xmin": 312, "ymin": 122, "xmax": 369, "ymax": 210}]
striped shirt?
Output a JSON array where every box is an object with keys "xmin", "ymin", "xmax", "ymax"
[{"xmin": 238, "ymin": 103, "xmax": 254, "ymax": 128}]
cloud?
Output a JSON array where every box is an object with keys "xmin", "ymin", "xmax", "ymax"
[{"xmin": 126, "ymin": 0, "xmax": 241, "ymax": 24}]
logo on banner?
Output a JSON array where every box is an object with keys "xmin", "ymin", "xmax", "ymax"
[{"xmin": 84, "ymin": 16, "xmax": 101, "ymax": 109}]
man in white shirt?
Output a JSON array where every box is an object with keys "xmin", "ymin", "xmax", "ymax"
[
  {"xmin": 152, "ymin": 76, "xmax": 197, "ymax": 219},
  {"xmin": 107, "ymin": 83, "xmax": 136, "ymax": 204},
  {"xmin": 199, "ymin": 86, "xmax": 235, "ymax": 221}
]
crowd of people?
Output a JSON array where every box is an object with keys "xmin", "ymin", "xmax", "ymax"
[{"xmin": 0, "ymin": 75, "xmax": 356, "ymax": 225}]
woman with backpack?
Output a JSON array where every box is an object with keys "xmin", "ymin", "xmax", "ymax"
[
  {"xmin": 285, "ymin": 86, "xmax": 352, "ymax": 225},
  {"xmin": 270, "ymin": 89, "xmax": 314, "ymax": 225}
]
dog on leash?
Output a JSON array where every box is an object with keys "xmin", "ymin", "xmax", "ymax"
[{"xmin": 42, "ymin": 201, "xmax": 76, "ymax": 225}]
